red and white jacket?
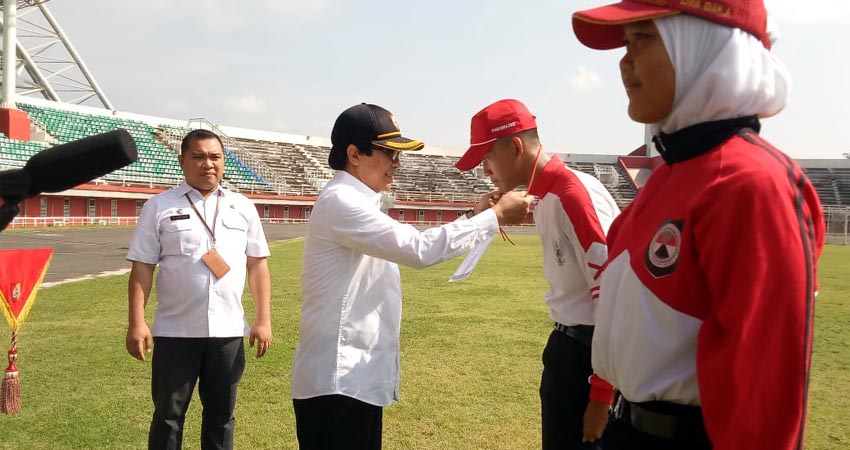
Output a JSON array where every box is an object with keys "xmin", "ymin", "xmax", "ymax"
[
  {"xmin": 592, "ymin": 117, "xmax": 825, "ymax": 450},
  {"xmin": 528, "ymin": 155, "xmax": 620, "ymax": 402}
]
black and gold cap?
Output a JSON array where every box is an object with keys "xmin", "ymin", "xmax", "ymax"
[{"xmin": 328, "ymin": 103, "xmax": 424, "ymax": 169}]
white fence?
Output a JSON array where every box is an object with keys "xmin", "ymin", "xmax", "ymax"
[
  {"xmin": 5, "ymin": 216, "xmax": 140, "ymax": 230},
  {"xmin": 825, "ymin": 207, "xmax": 850, "ymax": 246},
  {"xmin": 3, "ymin": 215, "xmax": 534, "ymax": 231},
  {"xmin": 5, "ymin": 216, "xmax": 311, "ymax": 229}
]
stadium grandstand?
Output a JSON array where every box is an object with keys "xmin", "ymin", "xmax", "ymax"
[{"xmin": 0, "ymin": 1, "xmax": 848, "ymax": 243}]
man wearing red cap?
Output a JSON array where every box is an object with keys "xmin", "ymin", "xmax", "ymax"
[
  {"xmin": 456, "ymin": 99, "xmax": 621, "ymax": 450},
  {"xmin": 572, "ymin": 1, "xmax": 825, "ymax": 449}
]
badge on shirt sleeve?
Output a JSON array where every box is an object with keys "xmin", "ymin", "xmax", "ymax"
[
  {"xmin": 553, "ymin": 240, "xmax": 565, "ymax": 266},
  {"xmin": 170, "ymin": 214, "xmax": 190, "ymax": 221},
  {"xmin": 645, "ymin": 219, "xmax": 684, "ymax": 278}
]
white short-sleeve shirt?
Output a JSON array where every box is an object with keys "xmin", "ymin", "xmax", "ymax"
[{"xmin": 127, "ymin": 182, "xmax": 270, "ymax": 338}]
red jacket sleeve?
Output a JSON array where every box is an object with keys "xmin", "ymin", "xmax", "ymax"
[
  {"xmin": 589, "ymin": 373, "xmax": 615, "ymax": 404},
  {"xmin": 558, "ymin": 181, "xmax": 609, "ymax": 299},
  {"xmin": 691, "ymin": 165, "xmax": 824, "ymax": 450},
  {"xmin": 556, "ymin": 175, "xmax": 617, "ymax": 405}
]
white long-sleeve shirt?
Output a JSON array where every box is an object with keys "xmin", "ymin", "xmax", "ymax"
[
  {"xmin": 292, "ymin": 170, "xmax": 500, "ymax": 407},
  {"xmin": 528, "ymin": 157, "xmax": 620, "ymax": 327}
]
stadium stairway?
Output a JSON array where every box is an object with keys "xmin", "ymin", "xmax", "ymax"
[{"xmin": 155, "ymin": 124, "xmax": 273, "ymax": 193}]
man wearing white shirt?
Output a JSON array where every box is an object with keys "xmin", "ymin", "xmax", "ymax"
[
  {"xmin": 291, "ymin": 103, "xmax": 532, "ymax": 450},
  {"xmin": 125, "ymin": 129, "xmax": 272, "ymax": 450}
]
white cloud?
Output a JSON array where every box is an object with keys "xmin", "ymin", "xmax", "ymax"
[
  {"xmin": 225, "ymin": 94, "xmax": 266, "ymax": 114},
  {"xmin": 145, "ymin": 0, "xmax": 331, "ymax": 28},
  {"xmin": 262, "ymin": 0, "xmax": 330, "ymax": 20},
  {"xmin": 765, "ymin": 0, "xmax": 850, "ymax": 24},
  {"xmin": 271, "ymin": 117, "xmax": 289, "ymax": 131},
  {"xmin": 570, "ymin": 67, "xmax": 602, "ymax": 92},
  {"xmin": 164, "ymin": 99, "xmax": 190, "ymax": 116}
]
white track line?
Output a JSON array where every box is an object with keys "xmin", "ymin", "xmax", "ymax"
[
  {"xmin": 39, "ymin": 237, "xmax": 303, "ymax": 289},
  {"xmin": 41, "ymin": 268, "xmax": 131, "ymax": 289}
]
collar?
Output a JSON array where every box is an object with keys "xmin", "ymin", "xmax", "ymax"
[
  {"xmin": 527, "ymin": 155, "xmax": 565, "ymax": 198},
  {"xmin": 334, "ymin": 170, "xmax": 383, "ymax": 206},
  {"xmin": 176, "ymin": 181, "xmax": 226, "ymax": 200},
  {"xmin": 652, "ymin": 116, "xmax": 761, "ymax": 165}
]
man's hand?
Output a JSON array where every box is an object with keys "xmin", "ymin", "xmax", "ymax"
[
  {"xmin": 473, "ymin": 191, "xmax": 502, "ymax": 216},
  {"xmin": 582, "ymin": 400, "xmax": 610, "ymax": 443},
  {"xmin": 491, "ymin": 191, "xmax": 533, "ymax": 225},
  {"xmin": 249, "ymin": 322, "xmax": 272, "ymax": 358},
  {"xmin": 126, "ymin": 323, "xmax": 153, "ymax": 362}
]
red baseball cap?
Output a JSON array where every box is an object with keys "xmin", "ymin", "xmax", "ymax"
[
  {"xmin": 455, "ymin": 99, "xmax": 537, "ymax": 171},
  {"xmin": 572, "ymin": 0, "xmax": 771, "ymax": 50}
]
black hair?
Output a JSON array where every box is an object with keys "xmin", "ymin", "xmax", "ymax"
[
  {"xmin": 493, "ymin": 128, "xmax": 540, "ymax": 149},
  {"xmin": 328, "ymin": 142, "xmax": 374, "ymax": 170},
  {"xmin": 181, "ymin": 129, "xmax": 224, "ymax": 155},
  {"xmin": 519, "ymin": 128, "xmax": 540, "ymax": 142}
]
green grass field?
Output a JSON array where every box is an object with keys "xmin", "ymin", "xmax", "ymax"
[{"xmin": 0, "ymin": 236, "xmax": 847, "ymax": 449}]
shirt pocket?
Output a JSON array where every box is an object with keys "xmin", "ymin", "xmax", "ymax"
[
  {"xmin": 160, "ymin": 219, "xmax": 202, "ymax": 256},
  {"xmin": 219, "ymin": 214, "xmax": 249, "ymax": 246}
]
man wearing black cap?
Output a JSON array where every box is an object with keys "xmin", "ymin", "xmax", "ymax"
[{"xmin": 291, "ymin": 103, "xmax": 533, "ymax": 450}]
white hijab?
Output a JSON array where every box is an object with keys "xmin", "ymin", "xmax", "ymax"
[{"xmin": 651, "ymin": 15, "xmax": 791, "ymax": 136}]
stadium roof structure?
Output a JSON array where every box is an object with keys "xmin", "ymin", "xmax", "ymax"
[
  {"xmin": 0, "ymin": 0, "xmax": 113, "ymax": 109},
  {"xmin": 0, "ymin": 1, "xmax": 49, "ymax": 9}
]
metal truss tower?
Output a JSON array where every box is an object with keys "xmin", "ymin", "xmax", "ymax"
[{"xmin": 0, "ymin": 0, "xmax": 113, "ymax": 109}]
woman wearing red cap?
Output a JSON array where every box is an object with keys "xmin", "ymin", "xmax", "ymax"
[{"xmin": 571, "ymin": 1, "xmax": 825, "ymax": 449}]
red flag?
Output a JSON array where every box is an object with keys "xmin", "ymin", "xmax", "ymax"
[
  {"xmin": 0, "ymin": 248, "xmax": 52, "ymax": 332},
  {"xmin": 0, "ymin": 248, "xmax": 52, "ymax": 414}
]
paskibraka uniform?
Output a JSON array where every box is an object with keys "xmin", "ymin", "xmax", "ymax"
[
  {"xmin": 527, "ymin": 155, "xmax": 619, "ymax": 450},
  {"xmin": 593, "ymin": 117, "xmax": 825, "ymax": 450}
]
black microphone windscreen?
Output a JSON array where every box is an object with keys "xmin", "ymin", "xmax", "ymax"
[
  {"xmin": 0, "ymin": 168, "xmax": 31, "ymax": 200},
  {"xmin": 23, "ymin": 129, "xmax": 139, "ymax": 195}
]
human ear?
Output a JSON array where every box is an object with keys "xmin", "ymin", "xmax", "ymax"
[{"xmin": 346, "ymin": 144, "xmax": 361, "ymax": 167}]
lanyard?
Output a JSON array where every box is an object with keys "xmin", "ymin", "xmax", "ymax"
[
  {"xmin": 526, "ymin": 145, "xmax": 543, "ymax": 194},
  {"xmin": 499, "ymin": 145, "xmax": 543, "ymax": 246},
  {"xmin": 184, "ymin": 192, "xmax": 221, "ymax": 246}
]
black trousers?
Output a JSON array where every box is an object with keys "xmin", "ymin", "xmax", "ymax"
[
  {"xmin": 148, "ymin": 337, "xmax": 246, "ymax": 450},
  {"xmin": 293, "ymin": 394, "xmax": 383, "ymax": 450},
  {"xmin": 540, "ymin": 329, "xmax": 601, "ymax": 450},
  {"xmin": 599, "ymin": 398, "xmax": 712, "ymax": 450}
]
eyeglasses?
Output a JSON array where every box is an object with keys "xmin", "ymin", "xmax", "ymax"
[{"xmin": 373, "ymin": 147, "xmax": 401, "ymax": 161}]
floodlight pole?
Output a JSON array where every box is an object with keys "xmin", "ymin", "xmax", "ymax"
[
  {"xmin": 644, "ymin": 125, "xmax": 654, "ymax": 158},
  {"xmin": 1, "ymin": 0, "xmax": 18, "ymax": 108},
  {"xmin": 37, "ymin": 2, "xmax": 114, "ymax": 110},
  {"xmin": 0, "ymin": 0, "xmax": 30, "ymax": 140}
]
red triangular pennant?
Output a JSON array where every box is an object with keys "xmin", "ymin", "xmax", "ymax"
[{"xmin": 0, "ymin": 248, "xmax": 52, "ymax": 332}]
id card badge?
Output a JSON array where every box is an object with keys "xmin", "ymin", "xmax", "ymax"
[{"xmin": 201, "ymin": 248, "xmax": 231, "ymax": 278}]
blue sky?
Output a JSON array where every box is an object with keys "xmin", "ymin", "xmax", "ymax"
[{"xmin": 41, "ymin": 0, "xmax": 849, "ymax": 158}]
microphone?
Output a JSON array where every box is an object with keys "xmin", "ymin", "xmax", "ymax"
[
  {"xmin": 0, "ymin": 129, "xmax": 139, "ymax": 231},
  {"xmin": 24, "ymin": 129, "xmax": 139, "ymax": 195}
]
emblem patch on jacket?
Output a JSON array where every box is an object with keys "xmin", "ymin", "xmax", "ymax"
[{"xmin": 645, "ymin": 219, "xmax": 684, "ymax": 278}]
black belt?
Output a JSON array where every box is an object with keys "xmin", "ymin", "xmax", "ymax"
[
  {"xmin": 614, "ymin": 395, "xmax": 710, "ymax": 444},
  {"xmin": 553, "ymin": 323, "xmax": 594, "ymax": 347}
]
